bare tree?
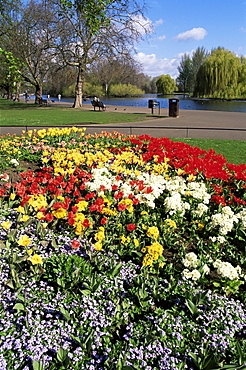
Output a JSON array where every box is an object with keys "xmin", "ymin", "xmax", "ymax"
[
  {"xmin": 50, "ymin": 0, "xmax": 151, "ymax": 107},
  {"xmin": 3, "ymin": 0, "xmax": 59, "ymax": 103}
]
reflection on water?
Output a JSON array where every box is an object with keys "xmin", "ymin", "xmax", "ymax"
[{"xmin": 42, "ymin": 94, "xmax": 246, "ymax": 113}]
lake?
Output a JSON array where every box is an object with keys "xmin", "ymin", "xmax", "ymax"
[{"xmin": 45, "ymin": 94, "xmax": 246, "ymax": 113}]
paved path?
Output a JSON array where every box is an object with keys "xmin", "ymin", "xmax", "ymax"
[{"xmin": 1, "ymin": 101, "xmax": 245, "ymax": 140}]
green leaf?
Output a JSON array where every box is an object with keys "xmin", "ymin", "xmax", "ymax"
[
  {"xmin": 32, "ymin": 360, "xmax": 44, "ymax": 370},
  {"xmin": 57, "ymin": 348, "xmax": 68, "ymax": 363},
  {"xmin": 185, "ymin": 299, "xmax": 198, "ymax": 316},
  {"xmin": 13, "ymin": 303, "xmax": 25, "ymax": 312}
]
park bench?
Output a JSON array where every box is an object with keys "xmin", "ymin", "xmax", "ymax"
[
  {"xmin": 91, "ymin": 100, "xmax": 106, "ymax": 111},
  {"xmin": 38, "ymin": 98, "xmax": 48, "ymax": 105}
]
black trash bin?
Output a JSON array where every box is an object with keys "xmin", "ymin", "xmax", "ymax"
[{"xmin": 169, "ymin": 99, "xmax": 179, "ymax": 117}]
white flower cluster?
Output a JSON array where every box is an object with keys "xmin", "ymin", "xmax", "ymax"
[
  {"xmin": 182, "ymin": 252, "xmax": 199, "ymax": 268},
  {"xmin": 185, "ymin": 181, "xmax": 211, "ymax": 203},
  {"xmin": 213, "ymin": 259, "xmax": 243, "ymax": 281},
  {"xmin": 182, "ymin": 268, "xmax": 201, "ymax": 281},
  {"xmin": 163, "ymin": 177, "xmax": 211, "ymax": 216},
  {"xmin": 236, "ymin": 208, "xmax": 246, "ymax": 228},
  {"xmin": 181, "ymin": 253, "xmax": 210, "ymax": 282},
  {"xmin": 209, "ymin": 235, "xmax": 226, "ymax": 244},
  {"xmin": 192, "ymin": 203, "xmax": 209, "ymax": 217},
  {"xmin": 210, "ymin": 206, "xmax": 239, "ymax": 235},
  {"xmin": 164, "ymin": 192, "xmax": 190, "ymax": 215}
]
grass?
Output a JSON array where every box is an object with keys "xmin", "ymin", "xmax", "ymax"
[{"xmin": 0, "ymin": 98, "xmax": 161, "ymax": 126}]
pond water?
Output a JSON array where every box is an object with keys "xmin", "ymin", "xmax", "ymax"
[{"xmin": 43, "ymin": 94, "xmax": 246, "ymax": 113}]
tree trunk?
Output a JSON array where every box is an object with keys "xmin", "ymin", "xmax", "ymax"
[
  {"xmin": 35, "ymin": 84, "xmax": 42, "ymax": 104},
  {"xmin": 73, "ymin": 66, "xmax": 84, "ymax": 108}
]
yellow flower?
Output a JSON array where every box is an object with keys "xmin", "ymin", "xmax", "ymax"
[
  {"xmin": 133, "ymin": 239, "xmax": 139, "ymax": 247},
  {"xmin": 146, "ymin": 226, "xmax": 159, "ymax": 240},
  {"xmin": 95, "ymin": 227, "xmax": 105, "ymax": 242},
  {"xmin": 188, "ymin": 174, "xmax": 196, "ymax": 181},
  {"xmin": 141, "ymin": 211, "xmax": 148, "ymax": 216},
  {"xmin": 10, "ymin": 193, "xmax": 16, "ymax": 200},
  {"xmin": 16, "ymin": 206, "xmax": 25, "ymax": 213},
  {"xmin": 27, "ymin": 249, "xmax": 33, "ymax": 256},
  {"xmin": 142, "ymin": 253, "xmax": 154, "ymax": 267},
  {"xmin": 1, "ymin": 221, "xmax": 12, "ymax": 230},
  {"xmin": 93, "ymin": 241, "xmax": 103, "ymax": 251},
  {"xmin": 52, "ymin": 208, "xmax": 67, "ymax": 219},
  {"xmin": 28, "ymin": 254, "xmax": 43, "ymax": 265},
  {"xmin": 20, "ymin": 215, "xmax": 29, "ymax": 222},
  {"xmin": 120, "ymin": 235, "xmax": 130, "ymax": 245},
  {"xmin": 164, "ymin": 219, "xmax": 177, "ymax": 229},
  {"xmin": 197, "ymin": 222, "xmax": 204, "ymax": 230},
  {"xmin": 17, "ymin": 235, "xmax": 32, "ymax": 247}
]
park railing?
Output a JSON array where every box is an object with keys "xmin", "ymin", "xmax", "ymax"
[{"xmin": 0, "ymin": 125, "xmax": 246, "ymax": 140}]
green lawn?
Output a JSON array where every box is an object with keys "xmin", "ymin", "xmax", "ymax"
[{"xmin": 0, "ymin": 99, "xmax": 160, "ymax": 125}]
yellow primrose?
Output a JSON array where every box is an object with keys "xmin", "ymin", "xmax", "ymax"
[
  {"xmin": 164, "ymin": 219, "xmax": 177, "ymax": 229},
  {"xmin": 52, "ymin": 208, "xmax": 67, "ymax": 219},
  {"xmin": 142, "ymin": 253, "xmax": 154, "ymax": 267},
  {"xmin": 120, "ymin": 235, "xmax": 130, "ymax": 245},
  {"xmin": 146, "ymin": 226, "xmax": 159, "ymax": 240}
]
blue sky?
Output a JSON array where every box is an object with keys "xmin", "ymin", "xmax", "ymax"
[{"xmin": 134, "ymin": 0, "xmax": 246, "ymax": 78}]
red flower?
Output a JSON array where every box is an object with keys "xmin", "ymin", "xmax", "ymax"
[
  {"xmin": 71, "ymin": 240, "xmax": 80, "ymax": 249},
  {"xmin": 118, "ymin": 203, "xmax": 127, "ymax": 211},
  {"xmin": 127, "ymin": 223, "xmax": 136, "ymax": 231},
  {"xmin": 45, "ymin": 213, "xmax": 54, "ymax": 222},
  {"xmin": 82, "ymin": 219, "xmax": 90, "ymax": 227},
  {"xmin": 114, "ymin": 191, "xmax": 124, "ymax": 200},
  {"xmin": 100, "ymin": 217, "xmax": 107, "ymax": 225}
]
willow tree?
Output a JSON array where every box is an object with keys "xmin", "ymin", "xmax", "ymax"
[
  {"xmin": 50, "ymin": 0, "xmax": 150, "ymax": 108},
  {"xmin": 194, "ymin": 47, "xmax": 242, "ymax": 99},
  {"xmin": 156, "ymin": 74, "xmax": 176, "ymax": 95}
]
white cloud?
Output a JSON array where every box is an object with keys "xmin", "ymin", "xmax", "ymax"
[
  {"xmin": 158, "ymin": 35, "xmax": 166, "ymax": 41},
  {"xmin": 174, "ymin": 27, "xmax": 208, "ymax": 41},
  {"xmin": 134, "ymin": 52, "xmax": 180, "ymax": 78},
  {"xmin": 154, "ymin": 18, "xmax": 164, "ymax": 27},
  {"xmin": 131, "ymin": 15, "xmax": 154, "ymax": 36}
]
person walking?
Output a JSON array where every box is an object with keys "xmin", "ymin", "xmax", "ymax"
[{"xmin": 58, "ymin": 94, "xmax": 61, "ymax": 102}]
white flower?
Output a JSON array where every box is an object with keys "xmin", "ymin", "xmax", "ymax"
[
  {"xmin": 190, "ymin": 269, "xmax": 201, "ymax": 281},
  {"xmin": 182, "ymin": 252, "xmax": 199, "ymax": 268},
  {"xmin": 10, "ymin": 158, "xmax": 19, "ymax": 166},
  {"xmin": 213, "ymin": 260, "xmax": 240, "ymax": 281},
  {"xmin": 201, "ymin": 264, "xmax": 210, "ymax": 275},
  {"xmin": 192, "ymin": 203, "xmax": 209, "ymax": 217}
]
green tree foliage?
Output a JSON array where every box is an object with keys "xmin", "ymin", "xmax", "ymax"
[
  {"xmin": 109, "ymin": 83, "xmax": 145, "ymax": 97},
  {"xmin": 0, "ymin": 48, "xmax": 23, "ymax": 98},
  {"xmin": 194, "ymin": 47, "xmax": 245, "ymax": 99},
  {"xmin": 176, "ymin": 55, "xmax": 193, "ymax": 94},
  {"xmin": 156, "ymin": 74, "xmax": 176, "ymax": 95}
]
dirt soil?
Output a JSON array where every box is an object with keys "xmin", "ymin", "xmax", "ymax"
[{"xmin": 0, "ymin": 160, "xmax": 40, "ymax": 186}]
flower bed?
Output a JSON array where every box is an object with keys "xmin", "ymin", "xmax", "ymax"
[{"xmin": 0, "ymin": 127, "xmax": 245, "ymax": 369}]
